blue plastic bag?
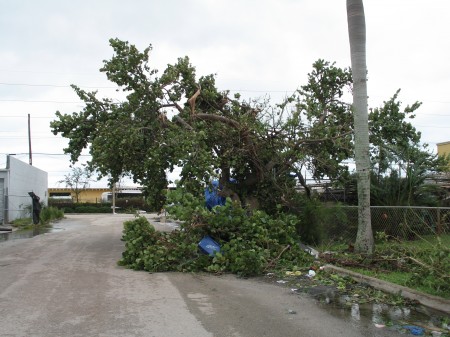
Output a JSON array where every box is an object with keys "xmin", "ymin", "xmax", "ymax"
[
  {"xmin": 403, "ymin": 325, "xmax": 424, "ymax": 336},
  {"xmin": 198, "ymin": 236, "xmax": 221, "ymax": 256}
]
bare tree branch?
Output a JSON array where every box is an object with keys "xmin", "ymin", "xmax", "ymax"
[
  {"xmin": 188, "ymin": 85, "xmax": 201, "ymax": 115},
  {"xmin": 193, "ymin": 113, "xmax": 241, "ymax": 129},
  {"xmin": 173, "ymin": 115, "xmax": 193, "ymax": 130}
]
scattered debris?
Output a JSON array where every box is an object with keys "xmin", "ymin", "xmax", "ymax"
[
  {"xmin": 403, "ymin": 325, "xmax": 425, "ymax": 336},
  {"xmin": 299, "ymin": 242, "xmax": 319, "ymax": 259},
  {"xmin": 198, "ymin": 236, "xmax": 221, "ymax": 256},
  {"xmin": 264, "ymin": 270, "xmax": 449, "ymax": 336}
]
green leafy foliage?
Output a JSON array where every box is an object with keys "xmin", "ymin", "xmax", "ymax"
[
  {"xmin": 50, "ymin": 38, "xmax": 448, "ymax": 211},
  {"xmin": 321, "ymin": 235, "xmax": 450, "ymax": 298},
  {"xmin": 295, "ymin": 199, "xmax": 350, "ymax": 245},
  {"xmin": 55, "ymin": 203, "xmax": 112, "ymax": 213},
  {"xmin": 14, "ymin": 206, "xmax": 65, "ymax": 227},
  {"xmin": 288, "ymin": 59, "xmax": 353, "ymax": 182},
  {"xmin": 120, "ymin": 192, "xmax": 314, "ymax": 276},
  {"xmin": 401, "ymin": 239, "xmax": 450, "ymax": 296},
  {"xmin": 49, "ymin": 40, "xmax": 359, "ymax": 215},
  {"xmin": 370, "ymin": 160, "xmax": 448, "ymax": 207},
  {"xmin": 39, "ymin": 206, "xmax": 64, "ymax": 224},
  {"xmin": 50, "ymin": 38, "xmax": 450, "ymax": 260}
]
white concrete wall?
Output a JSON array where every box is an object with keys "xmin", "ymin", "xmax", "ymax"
[
  {"xmin": 5, "ymin": 156, "xmax": 48, "ymax": 223},
  {"xmin": 0, "ymin": 171, "xmax": 6, "ymax": 224}
]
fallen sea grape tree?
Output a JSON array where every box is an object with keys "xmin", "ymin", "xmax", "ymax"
[{"xmin": 119, "ymin": 191, "xmax": 313, "ymax": 276}]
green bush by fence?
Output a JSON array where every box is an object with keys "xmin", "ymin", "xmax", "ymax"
[
  {"xmin": 313, "ymin": 206, "xmax": 450, "ymax": 245},
  {"xmin": 49, "ymin": 197, "xmax": 151, "ymax": 214}
]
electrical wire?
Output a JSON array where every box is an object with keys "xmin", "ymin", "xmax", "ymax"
[{"xmin": 0, "ymin": 82, "xmax": 116, "ymax": 89}]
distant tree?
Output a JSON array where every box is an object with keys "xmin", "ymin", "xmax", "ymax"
[
  {"xmin": 287, "ymin": 59, "xmax": 353, "ymax": 194},
  {"xmin": 370, "ymin": 147, "xmax": 449, "ymax": 206},
  {"xmin": 59, "ymin": 167, "xmax": 92, "ymax": 203},
  {"xmin": 347, "ymin": 0, "xmax": 374, "ymax": 254},
  {"xmin": 368, "ymin": 90, "xmax": 449, "ymax": 206}
]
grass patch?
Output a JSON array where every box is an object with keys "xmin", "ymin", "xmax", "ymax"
[
  {"xmin": 349, "ymin": 268, "xmax": 448, "ymax": 298},
  {"xmin": 11, "ymin": 217, "xmax": 33, "ymax": 228},
  {"xmin": 317, "ymin": 234, "xmax": 450, "ymax": 299},
  {"xmin": 10, "ymin": 207, "xmax": 64, "ymax": 228},
  {"xmin": 376, "ymin": 234, "xmax": 450, "ymax": 251}
]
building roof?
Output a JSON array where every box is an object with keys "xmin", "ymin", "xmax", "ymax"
[
  {"xmin": 48, "ymin": 187, "xmax": 143, "ymax": 191},
  {"xmin": 437, "ymin": 141, "xmax": 450, "ymax": 146},
  {"xmin": 49, "ymin": 187, "xmax": 110, "ymax": 191}
]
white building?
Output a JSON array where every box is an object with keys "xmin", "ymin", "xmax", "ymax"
[{"xmin": 0, "ymin": 156, "xmax": 48, "ymax": 224}]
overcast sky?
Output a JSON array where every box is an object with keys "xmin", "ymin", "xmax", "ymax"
[{"xmin": 1, "ymin": 0, "xmax": 449, "ymax": 187}]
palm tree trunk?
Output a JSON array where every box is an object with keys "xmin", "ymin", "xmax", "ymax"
[{"xmin": 347, "ymin": 0, "xmax": 374, "ymax": 254}]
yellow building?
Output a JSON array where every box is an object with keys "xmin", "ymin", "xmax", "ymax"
[
  {"xmin": 436, "ymin": 142, "xmax": 450, "ymax": 199},
  {"xmin": 437, "ymin": 141, "xmax": 450, "ymax": 159},
  {"xmin": 48, "ymin": 188, "xmax": 110, "ymax": 203},
  {"xmin": 48, "ymin": 187, "xmax": 144, "ymax": 203}
]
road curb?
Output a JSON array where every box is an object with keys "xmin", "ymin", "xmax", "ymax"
[{"xmin": 323, "ymin": 264, "xmax": 450, "ymax": 315}]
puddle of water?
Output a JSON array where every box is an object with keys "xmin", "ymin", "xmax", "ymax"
[
  {"xmin": 0, "ymin": 226, "xmax": 64, "ymax": 242},
  {"xmin": 295, "ymin": 283, "xmax": 449, "ymax": 336},
  {"xmin": 263, "ymin": 273, "xmax": 449, "ymax": 336}
]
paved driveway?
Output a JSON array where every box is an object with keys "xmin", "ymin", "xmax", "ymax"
[{"xmin": 0, "ymin": 214, "xmax": 404, "ymax": 337}]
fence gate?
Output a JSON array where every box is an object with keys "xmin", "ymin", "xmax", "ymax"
[{"xmin": 0, "ymin": 178, "xmax": 4, "ymax": 224}]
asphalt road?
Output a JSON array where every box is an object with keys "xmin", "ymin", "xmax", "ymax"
[{"xmin": 0, "ymin": 214, "xmax": 405, "ymax": 337}]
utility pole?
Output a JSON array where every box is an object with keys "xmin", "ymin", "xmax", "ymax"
[
  {"xmin": 112, "ymin": 183, "xmax": 116, "ymax": 215},
  {"xmin": 28, "ymin": 114, "xmax": 32, "ymax": 165}
]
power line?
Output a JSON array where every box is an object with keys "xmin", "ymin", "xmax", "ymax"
[
  {"xmin": 0, "ymin": 135, "xmax": 64, "ymax": 139},
  {"xmin": 2, "ymin": 81, "xmax": 450, "ymax": 104},
  {"xmin": 0, "ymin": 68, "xmax": 103, "ymax": 77},
  {"xmin": 415, "ymin": 125, "xmax": 450, "ymax": 129},
  {"xmin": 3, "ymin": 152, "xmax": 79, "ymax": 159},
  {"xmin": 0, "ymin": 111, "xmax": 449, "ymax": 118},
  {"xmin": 0, "ymin": 99, "xmax": 83, "ymax": 104},
  {"xmin": 0, "ymin": 152, "xmax": 91, "ymax": 156},
  {"xmin": 0, "ymin": 116, "xmax": 56, "ymax": 119},
  {"xmin": 0, "ymin": 82, "xmax": 116, "ymax": 89}
]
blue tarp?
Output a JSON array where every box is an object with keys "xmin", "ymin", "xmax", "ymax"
[{"xmin": 205, "ymin": 180, "xmax": 226, "ymax": 210}]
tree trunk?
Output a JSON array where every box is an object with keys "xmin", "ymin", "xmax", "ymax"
[{"xmin": 347, "ymin": 0, "xmax": 374, "ymax": 254}]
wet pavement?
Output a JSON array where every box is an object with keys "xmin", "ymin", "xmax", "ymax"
[
  {"xmin": 1, "ymin": 214, "xmax": 449, "ymax": 336},
  {"xmin": 0, "ymin": 226, "xmax": 64, "ymax": 242}
]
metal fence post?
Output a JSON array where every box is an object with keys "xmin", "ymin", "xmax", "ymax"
[{"xmin": 437, "ymin": 207, "xmax": 442, "ymax": 235}]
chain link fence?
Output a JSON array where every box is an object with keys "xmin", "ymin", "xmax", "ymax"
[
  {"xmin": 317, "ymin": 206, "xmax": 450, "ymax": 244},
  {"xmin": 2, "ymin": 194, "xmax": 33, "ymax": 224}
]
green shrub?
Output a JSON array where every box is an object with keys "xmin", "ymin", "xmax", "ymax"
[
  {"xmin": 11, "ymin": 217, "xmax": 33, "ymax": 227},
  {"xmin": 402, "ymin": 239, "xmax": 450, "ymax": 295},
  {"xmin": 61, "ymin": 204, "xmax": 112, "ymax": 213},
  {"xmin": 39, "ymin": 206, "xmax": 64, "ymax": 224},
  {"xmin": 120, "ymin": 216, "xmax": 158, "ymax": 269},
  {"xmin": 294, "ymin": 199, "xmax": 351, "ymax": 245},
  {"xmin": 120, "ymin": 191, "xmax": 314, "ymax": 276},
  {"xmin": 115, "ymin": 197, "xmax": 150, "ymax": 212},
  {"xmin": 52, "ymin": 200, "xmax": 149, "ymax": 214}
]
